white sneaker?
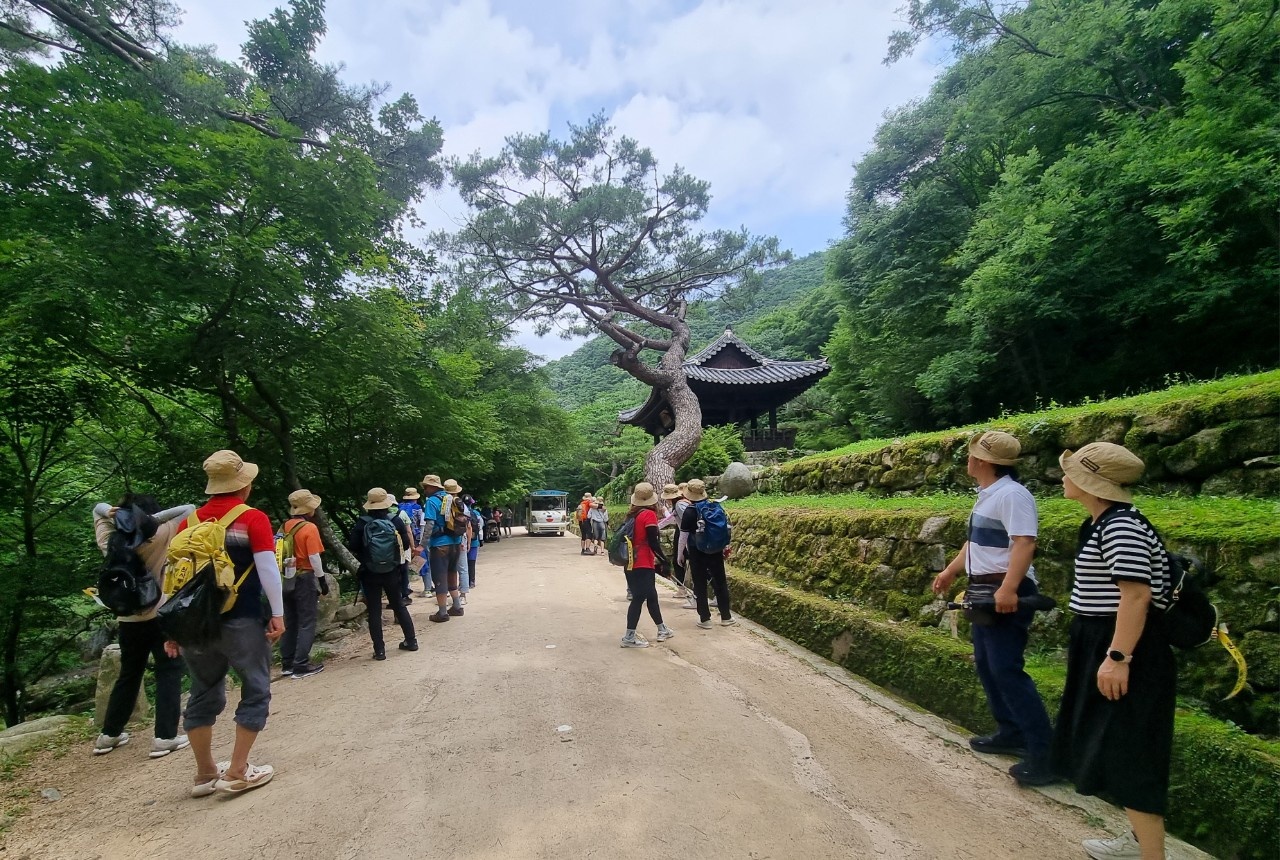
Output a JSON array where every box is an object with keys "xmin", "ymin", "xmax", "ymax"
[
  {"xmin": 148, "ymin": 735, "xmax": 190, "ymax": 759},
  {"xmin": 681, "ymin": 597, "xmax": 698, "ymax": 610},
  {"xmin": 620, "ymin": 634, "xmax": 650, "ymax": 648},
  {"xmin": 720, "ymin": 617, "xmax": 737, "ymax": 626},
  {"xmin": 93, "ymin": 732, "xmax": 130, "ymax": 755},
  {"xmin": 1082, "ymin": 830, "xmax": 1151, "ymax": 860},
  {"xmin": 460, "ymin": 594, "xmax": 467, "ymax": 605},
  {"xmin": 696, "ymin": 620, "xmax": 713, "ymax": 629},
  {"xmin": 656, "ymin": 627, "xmax": 675, "ymax": 642},
  {"xmin": 709, "ymin": 598, "xmax": 719, "ymax": 608}
]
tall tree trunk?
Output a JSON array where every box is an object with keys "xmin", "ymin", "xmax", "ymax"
[{"xmin": 640, "ymin": 331, "xmax": 703, "ymax": 490}]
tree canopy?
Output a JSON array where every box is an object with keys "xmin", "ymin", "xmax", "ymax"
[
  {"xmin": 826, "ymin": 0, "xmax": 1278, "ymax": 435},
  {"xmin": 444, "ymin": 115, "xmax": 784, "ymax": 488}
]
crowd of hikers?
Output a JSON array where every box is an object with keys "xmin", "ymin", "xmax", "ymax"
[
  {"xmin": 88, "ymin": 451, "xmax": 493, "ymax": 795},
  {"xmin": 87, "ymin": 433, "xmax": 1186, "ymax": 859}
]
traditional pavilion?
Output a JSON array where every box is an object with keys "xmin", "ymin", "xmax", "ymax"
[{"xmin": 618, "ymin": 328, "xmax": 830, "ymax": 451}]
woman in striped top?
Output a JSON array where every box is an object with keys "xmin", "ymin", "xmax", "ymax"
[{"xmin": 1052, "ymin": 443, "xmax": 1176, "ymax": 860}]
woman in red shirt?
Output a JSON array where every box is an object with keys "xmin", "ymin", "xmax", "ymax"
[{"xmin": 621, "ymin": 482, "xmax": 675, "ymax": 648}]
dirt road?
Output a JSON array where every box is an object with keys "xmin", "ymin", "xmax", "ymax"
[{"xmin": 5, "ymin": 534, "xmax": 1158, "ymax": 860}]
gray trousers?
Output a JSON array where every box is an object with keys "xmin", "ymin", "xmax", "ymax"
[
  {"xmin": 182, "ymin": 617, "xmax": 272, "ymax": 733},
  {"xmin": 280, "ymin": 572, "xmax": 319, "ymax": 670}
]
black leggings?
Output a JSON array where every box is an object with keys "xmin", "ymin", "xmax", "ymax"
[{"xmin": 624, "ymin": 567, "xmax": 664, "ymax": 630}]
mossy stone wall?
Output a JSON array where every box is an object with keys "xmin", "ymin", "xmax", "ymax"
[
  {"xmin": 769, "ymin": 374, "xmax": 1280, "ymax": 498},
  {"xmin": 727, "ymin": 569, "xmax": 1280, "ymax": 860},
  {"xmin": 727, "ymin": 506, "xmax": 1279, "ymax": 734}
]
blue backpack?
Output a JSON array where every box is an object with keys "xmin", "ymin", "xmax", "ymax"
[{"xmin": 693, "ymin": 500, "xmax": 731, "ymax": 553}]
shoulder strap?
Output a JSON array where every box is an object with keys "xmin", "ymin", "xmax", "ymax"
[
  {"xmin": 216, "ymin": 503, "xmax": 252, "ymax": 528},
  {"xmin": 185, "ymin": 511, "xmax": 200, "ymax": 529},
  {"xmin": 285, "ymin": 520, "xmax": 307, "ymax": 538}
]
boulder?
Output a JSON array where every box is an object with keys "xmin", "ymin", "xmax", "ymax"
[
  {"xmin": 334, "ymin": 603, "xmax": 367, "ymax": 623},
  {"xmin": 94, "ymin": 644, "xmax": 149, "ymax": 729},
  {"xmin": 719, "ymin": 462, "xmax": 755, "ymax": 499},
  {"xmin": 0, "ymin": 715, "xmax": 73, "ymax": 738},
  {"xmin": 0, "ymin": 716, "xmax": 73, "ymax": 758},
  {"xmin": 317, "ymin": 574, "xmax": 340, "ymax": 626}
]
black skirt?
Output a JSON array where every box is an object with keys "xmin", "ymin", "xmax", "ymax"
[{"xmin": 1050, "ymin": 611, "xmax": 1177, "ymax": 815}]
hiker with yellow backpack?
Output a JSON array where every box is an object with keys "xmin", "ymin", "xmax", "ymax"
[
  {"xmin": 158, "ymin": 450, "xmax": 284, "ymax": 797},
  {"xmin": 277, "ymin": 489, "xmax": 329, "ymax": 680}
]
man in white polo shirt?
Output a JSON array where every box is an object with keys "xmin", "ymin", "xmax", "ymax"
[{"xmin": 932, "ymin": 431, "xmax": 1055, "ymax": 787}]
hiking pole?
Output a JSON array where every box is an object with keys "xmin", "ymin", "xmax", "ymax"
[{"xmin": 947, "ymin": 593, "xmax": 1058, "ymax": 613}]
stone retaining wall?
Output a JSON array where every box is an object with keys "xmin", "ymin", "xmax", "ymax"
[
  {"xmin": 767, "ymin": 373, "xmax": 1280, "ymax": 498},
  {"xmin": 727, "ymin": 507, "xmax": 1279, "ymax": 735}
]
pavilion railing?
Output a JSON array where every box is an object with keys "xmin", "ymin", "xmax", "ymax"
[{"xmin": 740, "ymin": 427, "xmax": 796, "ymax": 452}]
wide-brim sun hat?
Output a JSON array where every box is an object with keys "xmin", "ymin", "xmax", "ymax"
[
  {"xmin": 288, "ymin": 489, "xmax": 322, "ymax": 515},
  {"xmin": 1060, "ymin": 443, "xmax": 1144, "ymax": 504},
  {"xmin": 443, "ymin": 479, "xmax": 462, "ymax": 494},
  {"xmin": 402, "ymin": 487, "xmax": 421, "ymax": 500},
  {"xmin": 204, "ymin": 450, "xmax": 260, "ymax": 494},
  {"xmin": 968, "ymin": 431, "xmax": 1021, "ymax": 466},
  {"xmin": 684, "ymin": 479, "xmax": 708, "ymax": 502},
  {"xmin": 363, "ymin": 487, "xmax": 394, "ymax": 510},
  {"xmin": 422, "ymin": 474, "xmax": 444, "ymax": 491},
  {"xmin": 660, "ymin": 483, "xmax": 681, "ymax": 500},
  {"xmin": 629, "ymin": 482, "xmax": 658, "ymax": 507}
]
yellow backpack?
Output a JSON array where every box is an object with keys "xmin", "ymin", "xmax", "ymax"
[{"xmin": 163, "ymin": 504, "xmax": 255, "ymax": 613}]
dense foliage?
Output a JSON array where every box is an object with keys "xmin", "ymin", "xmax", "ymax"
[
  {"xmin": 0, "ymin": 0, "xmax": 566, "ymax": 724},
  {"xmin": 826, "ymin": 0, "xmax": 1278, "ymax": 436}
]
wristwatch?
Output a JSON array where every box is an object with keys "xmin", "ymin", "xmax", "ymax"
[{"xmin": 1107, "ymin": 649, "xmax": 1132, "ymax": 664}]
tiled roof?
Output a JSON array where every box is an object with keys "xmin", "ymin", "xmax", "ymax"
[
  {"xmin": 686, "ymin": 329, "xmax": 772, "ymax": 366},
  {"xmin": 616, "ymin": 328, "xmax": 830, "ymax": 424},
  {"xmin": 684, "ymin": 361, "xmax": 828, "ymax": 385}
]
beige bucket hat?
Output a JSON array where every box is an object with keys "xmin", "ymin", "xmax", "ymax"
[
  {"xmin": 660, "ymin": 483, "xmax": 682, "ymax": 500},
  {"xmin": 288, "ymin": 489, "xmax": 322, "ymax": 515},
  {"xmin": 968, "ymin": 431, "xmax": 1022, "ymax": 466},
  {"xmin": 684, "ymin": 479, "xmax": 709, "ymax": 502},
  {"xmin": 443, "ymin": 479, "xmax": 462, "ymax": 494},
  {"xmin": 1060, "ymin": 443, "xmax": 1144, "ymax": 503},
  {"xmin": 204, "ymin": 450, "xmax": 259, "ymax": 494},
  {"xmin": 629, "ymin": 482, "xmax": 658, "ymax": 507},
  {"xmin": 422, "ymin": 474, "xmax": 444, "ymax": 491},
  {"xmin": 402, "ymin": 487, "xmax": 421, "ymax": 500},
  {"xmin": 363, "ymin": 487, "xmax": 394, "ymax": 510}
]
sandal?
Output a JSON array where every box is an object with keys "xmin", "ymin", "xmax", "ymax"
[
  {"xmin": 191, "ymin": 761, "xmax": 230, "ymax": 798},
  {"xmin": 214, "ymin": 762, "xmax": 274, "ymax": 794}
]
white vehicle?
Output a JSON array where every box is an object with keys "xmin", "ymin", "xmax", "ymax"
[{"xmin": 525, "ymin": 490, "xmax": 568, "ymax": 536}]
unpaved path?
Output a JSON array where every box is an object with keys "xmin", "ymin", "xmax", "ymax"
[{"xmin": 5, "ymin": 534, "xmax": 1140, "ymax": 859}]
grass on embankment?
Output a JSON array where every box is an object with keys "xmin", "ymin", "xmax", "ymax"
[
  {"xmin": 790, "ymin": 370, "xmax": 1280, "ymax": 465},
  {"xmin": 725, "ymin": 491, "xmax": 1280, "ymax": 549}
]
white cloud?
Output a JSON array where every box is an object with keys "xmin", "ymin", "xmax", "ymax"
[{"xmin": 170, "ymin": 0, "xmax": 940, "ymax": 254}]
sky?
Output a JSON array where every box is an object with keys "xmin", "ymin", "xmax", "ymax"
[{"xmin": 171, "ymin": 0, "xmax": 945, "ymax": 358}]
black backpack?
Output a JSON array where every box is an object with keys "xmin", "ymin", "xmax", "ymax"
[
  {"xmin": 96, "ymin": 506, "xmax": 162, "ymax": 616},
  {"xmin": 1089, "ymin": 507, "xmax": 1219, "ymax": 650}
]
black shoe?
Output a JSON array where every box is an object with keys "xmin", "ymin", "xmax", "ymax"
[
  {"xmin": 292, "ymin": 663, "xmax": 325, "ymax": 679},
  {"xmin": 398, "ymin": 641, "xmax": 418, "ymax": 652},
  {"xmin": 429, "ymin": 612, "xmax": 450, "ymax": 623},
  {"xmin": 401, "ymin": 597, "xmax": 413, "ymax": 606},
  {"xmin": 1008, "ymin": 760, "xmax": 1058, "ymax": 787},
  {"xmin": 373, "ymin": 651, "xmax": 386, "ymax": 661},
  {"xmin": 447, "ymin": 605, "xmax": 464, "ymax": 616},
  {"xmin": 969, "ymin": 734, "xmax": 1027, "ymax": 757}
]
